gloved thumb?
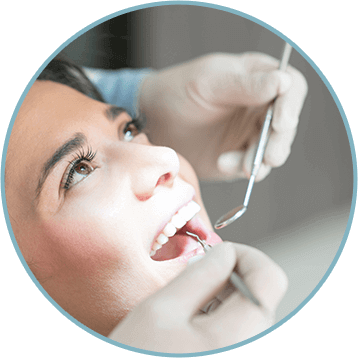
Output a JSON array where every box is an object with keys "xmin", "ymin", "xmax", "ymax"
[{"xmin": 247, "ymin": 70, "xmax": 292, "ymax": 105}]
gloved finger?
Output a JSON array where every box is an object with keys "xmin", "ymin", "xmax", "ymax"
[
  {"xmin": 197, "ymin": 291, "xmax": 271, "ymax": 344},
  {"xmin": 264, "ymin": 128, "xmax": 297, "ymax": 167},
  {"xmin": 187, "ymin": 255, "xmax": 228, "ymax": 314},
  {"xmin": 216, "ymin": 148, "xmax": 271, "ymax": 182},
  {"xmin": 244, "ymin": 69, "xmax": 292, "ymax": 106},
  {"xmin": 229, "ymin": 53, "xmax": 292, "ymax": 106},
  {"xmin": 194, "ymin": 244, "xmax": 287, "ymax": 342},
  {"xmin": 271, "ymin": 67, "xmax": 307, "ymax": 133},
  {"xmin": 217, "ymin": 150, "xmax": 246, "ymax": 179},
  {"xmin": 242, "ymin": 143, "xmax": 272, "ymax": 181},
  {"xmin": 218, "ymin": 69, "xmax": 292, "ymax": 107},
  {"xmin": 201, "ymin": 54, "xmax": 292, "ymax": 107},
  {"xmin": 146, "ymin": 243, "xmax": 237, "ymax": 321},
  {"xmin": 254, "ymin": 163, "xmax": 272, "ymax": 182}
]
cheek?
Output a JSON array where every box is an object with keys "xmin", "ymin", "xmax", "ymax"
[
  {"xmin": 37, "ymin": 216, "xmax": 166, "ymax": 329},
  {"xmin": 40, "ymin": 187, "xmax": 150, "ymax": 281},
  {"xmin": 177, "ymin": 154, "xmax": 200, "ymax": 189},
  {"xmin": 41, "ymin": 218, "xmax": 123, "ymax": 274},
  {"xmin": 47, "ymin": 185, "xmax": 129, "ymax": 261},
  {"xmin": 41, "ymin": 202, "xmax": 134, "ymax": 276},
  {"xmin": 177, "ymin": 154, "xmax": 213, "ymax": 230}
]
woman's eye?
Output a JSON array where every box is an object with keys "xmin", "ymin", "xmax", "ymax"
[
  {"xmin": 123, "ymin": 122, "xmax": 140, "ymax": 142},
  {"xmin": 64, "ymin": 161, "xmax": 94, "ymax": 189},
  {"xmin": 123, "ymin": 123, "xmax": 139, "ymax": 142}
]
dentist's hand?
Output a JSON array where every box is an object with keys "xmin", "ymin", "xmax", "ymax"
[
  {"xmin": 141, "ymin": 52, "xmax": 307, "ymax": 181},
  {"xmin": 108, "ymin": 242, "xmax": 287, "ymax": 353}
]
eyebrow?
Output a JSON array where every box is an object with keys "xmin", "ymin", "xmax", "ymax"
[
  {"xmin": 105, "ymin": 105, "xmax": 126, "ymax": 121},
  {"xmin": 35, "ymin": 105, "xmax": 126, "ymax": 200},
  {"xmin": 35, "ymin": 132, "xmax": 87, "ymax": 199}
]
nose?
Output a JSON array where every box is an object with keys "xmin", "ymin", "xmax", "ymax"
[{"xmin": 130, "ymin": 145, "xmax": 180, "ymax": 201}]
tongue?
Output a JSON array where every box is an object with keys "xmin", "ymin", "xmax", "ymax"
[
  {"xmin": 151, "ymin": 219, "xmax": 224, "ymax": 261},
  {"xmin": 151, "ymin": 231, "xmax": 199, "ymax": 261}
]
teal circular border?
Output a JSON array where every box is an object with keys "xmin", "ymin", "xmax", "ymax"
[{"xmin": 1, "ymin": 1, "xmax": 356, "ymax": 356}]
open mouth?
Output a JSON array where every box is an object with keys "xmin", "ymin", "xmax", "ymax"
[
  {"xmin": 151, "ymin": 224, "xmax": 201, "ymax": 261},
  {"xmin": 150, "ymin": 200, "xmax": 221, "ymax": 262}
]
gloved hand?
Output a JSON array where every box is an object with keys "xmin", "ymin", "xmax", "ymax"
[
  {"xmin": 140, "ymin": 52, "xmax": 307, "ymax": 181},
  {"xmin": 108, "ymin": 242, "xmax": 287, "ymax": 353}
]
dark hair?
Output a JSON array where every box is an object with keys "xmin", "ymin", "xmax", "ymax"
[{"xmin": 37, "ymin": 54, "xmax": 105, "ymax": 103}]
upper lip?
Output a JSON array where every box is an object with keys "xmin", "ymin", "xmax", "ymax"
[{"xmin": 149, "ymin": 192, "xmax": 196, "ymax": 252}]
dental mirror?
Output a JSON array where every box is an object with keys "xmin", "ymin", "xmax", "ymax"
[
  {"xmin": 214, "ymin": 42, "xmax": 292, "ymax": 230},
  {"xmin": 215, "ymin": 204, "xmax": 247, "ymax": 229}
]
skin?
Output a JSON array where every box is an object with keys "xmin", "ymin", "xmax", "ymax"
[
  {"xmin": 5, "ymin": 80, "xmax": 216, "ymax": 336},
  {"xmin": 4, "ymin": 52, "xmax": 304, "ymax": 351}
]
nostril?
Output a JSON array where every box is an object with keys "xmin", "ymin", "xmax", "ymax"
[
  {"xmin": 136, "ymin": 172, "xmax": 173, "ymax": 201},
  {"xmin": 156, "ymin": 172, "xmax": 172, "ymax": 187}
]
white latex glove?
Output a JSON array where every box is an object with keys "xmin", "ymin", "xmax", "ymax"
[
  {"xmin": 108, "ymin": 242, "xmax": 287, "ymax": 353},
  {"xmin": 140, "ymin": 52, "xmax": 307, "ymax": 181}
]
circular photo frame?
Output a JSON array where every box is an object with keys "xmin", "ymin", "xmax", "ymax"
[{"xmin": 1, "ymin": 1, "xmax": 356, "ymax": 357}]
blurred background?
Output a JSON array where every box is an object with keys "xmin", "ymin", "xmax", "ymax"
[{"xmin": 61, "ymin": 5, "xmax": 354, "ymax": 322}]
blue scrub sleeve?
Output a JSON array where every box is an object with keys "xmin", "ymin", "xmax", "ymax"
[{"xmin": 83, "ymin": 67, "xmax": 152, "ymax": 118}]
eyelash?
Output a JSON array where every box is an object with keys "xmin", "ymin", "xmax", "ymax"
[
  {"xmin": 62, "ymin": 117, "xmax": 145, "ymax": 190},
  {"xmin": 62, "ymin": 147, "xmax": 97, "ymax": 190}
]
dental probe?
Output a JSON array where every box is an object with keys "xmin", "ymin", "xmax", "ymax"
[
  {"xmin": 215, "ymin": 42, "xmax": 293, "ymax": 230},
  {"xmin": 186, "ymin": 232, "xmax": 261, "ymax": 307}
]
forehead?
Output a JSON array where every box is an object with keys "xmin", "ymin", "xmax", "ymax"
[
  {"xmin": 15, "ymin": 80, "xmax": 107, "ymax": 134},
  {"xmin": 6, "ymin": 81, "xmax": 109, "ymax": 210}
]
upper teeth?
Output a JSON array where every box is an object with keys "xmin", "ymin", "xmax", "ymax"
[{"xmin": 150, "ymin": 200, "xmax": 201, "ymax": 257}]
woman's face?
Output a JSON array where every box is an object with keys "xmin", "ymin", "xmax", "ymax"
[{"xmin": 5, "ymin": 81, "xmax": 221, "ymax": 336}]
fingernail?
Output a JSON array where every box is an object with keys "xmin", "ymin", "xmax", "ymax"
[{"xmin": 217, "ymin": 151, "xmax": 242, "ymax": 174}]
